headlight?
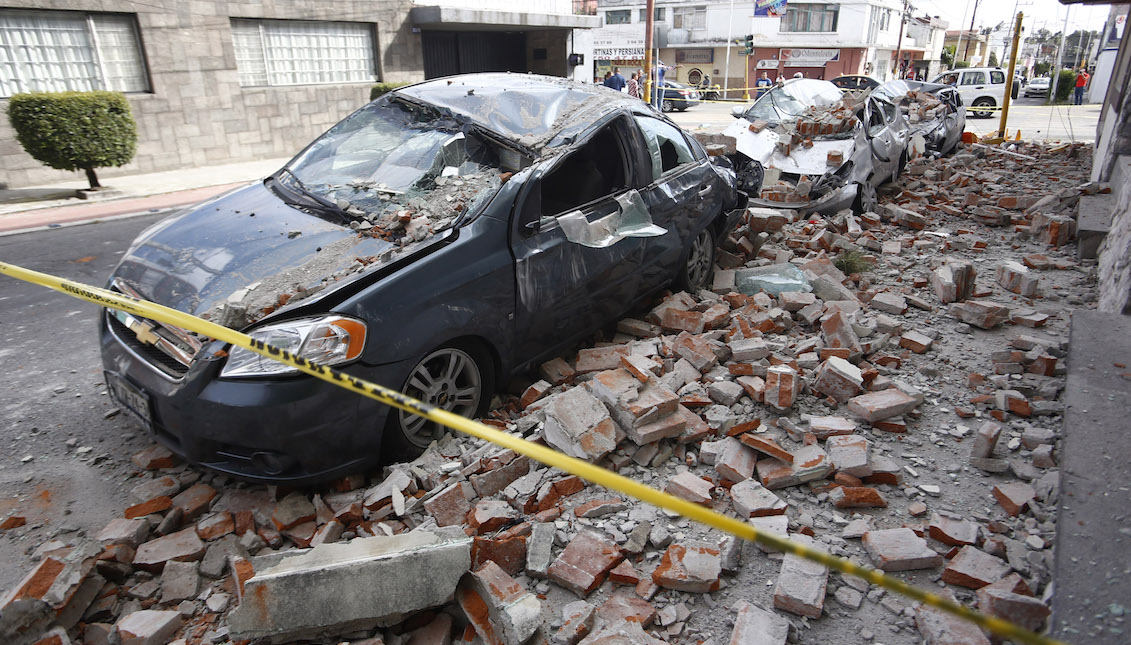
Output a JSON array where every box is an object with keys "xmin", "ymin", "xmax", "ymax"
[{"xmin": 220, "ymin": 315, "xmax": 367, "ymax": 378}]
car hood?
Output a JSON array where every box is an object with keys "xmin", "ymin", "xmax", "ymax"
[
  {"xmin": 111, "ymin": 181, "xmax": 396, "ymax": 327},
  {"xmin": 722, "ymin": 120, "xmax": 857, "ymax": 176}
]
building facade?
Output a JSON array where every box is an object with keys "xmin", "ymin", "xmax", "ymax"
[
  {"xmin": 591, "ymin": 0, "xmax": 946, "ymax": 97},
  {"xmin": 944, "ymin": 30, "xmax": 990, "ymax": 67},
  {"xmin": 0, "ymin": 1, "xmax": 597, "ymax": 188}
]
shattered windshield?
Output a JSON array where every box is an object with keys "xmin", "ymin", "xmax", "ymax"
[
  {"xmin": 280, "ymin": 97, "xmax": 513, "ymax": 240},
  {"xmin": 745, "ymin": 80, "xmax": 846, "ymax": 124}
]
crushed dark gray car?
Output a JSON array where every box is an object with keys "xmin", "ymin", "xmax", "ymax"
[
  {"xmin": 100, "ymin": 73, "xmax": 744, "ymax": 483},
  {"xmin": 723, "ymin": 78, "xmax": 910, "ymax": 215}
]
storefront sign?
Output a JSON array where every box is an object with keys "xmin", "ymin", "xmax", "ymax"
[
  {"xmin": 757, "ymin": 59, "xmax": 779, "ymax": 70},
  {"xmin": 676, "ymin": 49, "xmax": 713, "ymax": 64},
  {"xmin": 595, "ymin": 47, "xmax": 645, "ymax": 59},
  {"xmin": 755, "ymin": 0, "xmax": 788, "ymax": 18},
  {"xmin": 779, "ymin": 48, "xmax": 840, "ymax": 66}
]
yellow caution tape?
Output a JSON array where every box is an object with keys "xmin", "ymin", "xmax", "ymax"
[{"xmin": 0, "ymin": 259, "xmax": 1068, "ymax": 645}]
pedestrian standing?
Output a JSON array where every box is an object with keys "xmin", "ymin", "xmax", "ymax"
[
  {"xmin": 755, "ymin": 71, "xmax": 772, "ymax": 98},
  {"xmin": 627, "ymin": 72, "xmax": 640, "ymax": 98},
  {"xmin": 605, "ymin": 66, "xmax": 626, "ymax": 91},
  {"xmin": 651, "ymin": 60, "xmax": 675, "ymax": 109},
  {"xmin": 1074, "ymin": 68, "xmax": 1090, "ymax": 105}
]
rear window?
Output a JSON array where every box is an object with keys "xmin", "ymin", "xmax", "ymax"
[{"xmin": 990, "ymin": 71, "xmax": 1005, "ymax": 84}]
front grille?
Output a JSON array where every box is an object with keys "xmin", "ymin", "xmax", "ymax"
[
  {"xmin": 106, "ymin": 280, "xmax": 205, "ymax": 380},
  {"xmin": 107, "ymin": 313, "xmax": 189, "ymax": 378}
]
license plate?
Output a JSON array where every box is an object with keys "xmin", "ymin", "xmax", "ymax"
[{"xmin": 105, "ymin": 371, "xmax": 153, "ymax": 431}]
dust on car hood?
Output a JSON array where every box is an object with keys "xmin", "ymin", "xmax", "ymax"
[{"xmin": 112, "ymin": 182, "xmax": 400, "ymax": 328}]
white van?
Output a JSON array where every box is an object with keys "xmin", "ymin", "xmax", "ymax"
[{"xmin": 930, "ymin": 67, "xmax": 1018, "ymax": 118}]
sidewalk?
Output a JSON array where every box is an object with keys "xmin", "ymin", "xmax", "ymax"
[{"xmin": 0, "ymin": 157, "xmax": 289, "ymax": 235}]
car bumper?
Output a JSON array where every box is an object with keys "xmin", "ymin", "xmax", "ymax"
[
  {"xmin": 747, "ymin": 182, "xmax": 857, "ymax": 216},
  {"xmin": 101, "ymin": 312, "xmax": 412, "ymax": 484}
]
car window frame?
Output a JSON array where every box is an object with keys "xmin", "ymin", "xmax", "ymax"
[
  {"xmin": 961, "ymin": 71, "xmax": 986, "ymax": 86},
  {"xmin": 513, "ymin": 113, "xmax": 638, "ymax": 233},
  {"xmin": 630, "ymin": 113, "xmax": 700, "ymax": 183},
  {"xmin": 989, "ymin": 71, "xmax": 1005, "ymax": 85}
]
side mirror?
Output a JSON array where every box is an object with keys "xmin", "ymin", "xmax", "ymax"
[{"xmin": 730, "ymin": 105, "xmax": 745, "ymax": 119}]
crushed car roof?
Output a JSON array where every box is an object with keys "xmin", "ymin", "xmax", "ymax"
[{"xmin": 395, "ymin": 73, "xmax": 645, "ymax": 153}]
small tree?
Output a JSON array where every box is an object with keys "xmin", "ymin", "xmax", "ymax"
[
  {"xmin": 370, "ymin": 82, "xmax": 411, "ymax": 101},
  {"xmin": 7, "ymin": 91, "xmax": 137, "ymax": 189},
  {"xmin": 1053, "ymin": 69, "xmax": 1077, "ymax": 103},
  {"xmin": 988, "ymin": 51, "xmax": 999, "ymax": 67}
]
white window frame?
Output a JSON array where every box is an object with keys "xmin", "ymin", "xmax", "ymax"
[
  {"xmin": 0, "ymin": 9, "xmax": 149, "ymax": 98},
  {"xmin": 780, "ymin": 4, "xmax": 840, "ymax": 34},
  {"xmin": 672, "ymin": 7, "xmax": 707, "ymax": 31},
  {"xmin": 231, "ymin": 18, "xmax": 377, "ymax": 88}
]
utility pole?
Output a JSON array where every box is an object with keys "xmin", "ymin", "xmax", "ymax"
[
  {"xmin": 998, "ymin": 12, "xmax": 1023, "ymax": 139},
  {"xmin": 893, "ymin": 0, "xmax": 910, "ymax": 76},
  {"xmin": 963, "ymin": 0, "xmax": 982, "ymax": 62},
  {"xmin": 644, "ymin": 0, "xmax": 655, "ymax": 105},
  {"xmin": 723, "ymin": 0, "xmax": 735, "ymax": 97},
  {"xmin": 1049, "ymin": 5, "xmax": 1071, "ymax": 102},
  {"xmin": 954, "ymin": 0, "xmax": 972, "ymax": 68}
]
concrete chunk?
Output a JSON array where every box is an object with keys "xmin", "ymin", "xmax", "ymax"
[
  {"xmin": 773, "ymin": 536, "xmax": 828, "ymax": 618},
  {"xmin": 228, "ymin": 527, "xmax": 471, "ymax": 642},
  {"xmin": 729, "ymin": 600, "xmax": 789, "ymax": 645},
  {"xmin": 460, "ymin": 561, "xmax": 542, "ymax": 645},
  {"xmin": 542, "ymin": 386, "xmax": 619, "ymax": 462},
  {"xmin": 862, "ymin": 528, "xmax": 942, "ymax": 571},
  {"xmin": 116, "ymin": 610, "xmax": 183, "ymax": 645}
]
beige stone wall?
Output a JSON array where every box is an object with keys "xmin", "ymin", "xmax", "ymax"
[{"xmin": 0, "ymin": 0, "xmax": 424, "ymax": 188}]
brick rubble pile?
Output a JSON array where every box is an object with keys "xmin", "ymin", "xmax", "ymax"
[{"xmin": 0, "ymin": 141, "xmax": 1102, "ymax": 645}]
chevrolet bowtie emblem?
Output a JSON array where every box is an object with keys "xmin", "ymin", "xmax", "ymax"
[{"xmin": 128, "ymin": 319, "xmax": 161, "ymax": 346}]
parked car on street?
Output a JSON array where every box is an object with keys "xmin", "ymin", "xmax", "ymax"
[
  {"xmin": 658, "ymin": 81, "xmax": 701, "ymax": 112},
  {"xmin": 100, "ymin": 73, "xmax": 743, "ymax": 483},
  {"xmin": 724, "ymin": 78, "xmax": 910, "ymax": 215},
  {"xmin": 1024, "ymin": 76, "xmax": 1051, "ymax": 98},
  {"xmin": 930, "ymin": 66, "xmax": 1018, "ymax": 118}
]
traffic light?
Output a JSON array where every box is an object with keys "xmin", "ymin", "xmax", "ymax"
[{"xmin": 742, "ymin": 34, "xmax": 754, "ymax": 55}]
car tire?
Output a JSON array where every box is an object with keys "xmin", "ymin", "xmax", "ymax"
[
  {"xmin": 662, "ymin": 99, "xmax": 674, "ymax": 113},
  {"xmin": 971, "ymin": 98, "xmax": 995, "ymax": 119},
  {"xmin": 384, "ymin": 343, "xmax": 493, "ymax": 460},
  {"xmin": 853, "ymin": 179, "xmax": 878, "ymax": 215},
  {"xmin": 674, "ymin": 226, "xmax": 716, "ymax": 292}
]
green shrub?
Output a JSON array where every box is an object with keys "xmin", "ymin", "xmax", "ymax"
[
  {"xmin": 954, "ymin": 61, "xmax": 970, "ymax": 69},
  {"xmin": 370, "ymin": 82, "xmax": 410, "ymax": 101},
  {"xmin": 1053, "ymin": 69, "xmax": 1076, "ymax": 103},
  {"xmin": 7, "ymin": 91, "xmax": 137, "ymax": 189}
]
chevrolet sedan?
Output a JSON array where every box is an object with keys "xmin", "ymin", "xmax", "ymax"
[{"xmin": 101, "ymin": 73, "xmax": 743, "ymax": 483}]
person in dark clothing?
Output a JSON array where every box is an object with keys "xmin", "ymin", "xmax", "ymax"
[{"xmin": 604, "ymin": 67, "xmax": 626, "ymax": 91}]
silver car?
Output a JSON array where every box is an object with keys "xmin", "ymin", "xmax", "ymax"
[
  {"xmin": 873, "ymin": 80, "xmax": 965, "ymax": 157},
  {"xmin": 724, "ymin": 78, "xmax": 909, "ymax": 215},
  {"xmin": 1024, "ymin": 76, "xmax": 1051, "ymax": 98}
]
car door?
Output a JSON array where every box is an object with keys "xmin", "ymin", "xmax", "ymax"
[
  {"xmin": 865, "ymin": 97, "xmax": 899, "ymax": 182},
  {"xmin": 629, "ymin": 113, "xmax": 719, "ymax": 294},
  {"xmin": 510, "ymin": 114, "xmax": 647, "ymax": 361},
  {"xmin": 958, "ymin": 70, "xmax": 987, "ymax": 103}
]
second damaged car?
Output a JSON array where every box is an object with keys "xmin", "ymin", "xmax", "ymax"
[
  {"xmin": 100, "ymin": 73, "xmax": 742, "ymax": 483},
  {"xmin": 725, "ymin": 78, "xmax": 909, "ymax": 215}
]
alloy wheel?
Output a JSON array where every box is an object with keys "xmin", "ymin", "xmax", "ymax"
[
  {"xmin": 399, "ymin": 347, "xmax": 482, "ymax": 448},
  {"xmin": 685, "ymin": 228, "xmax": 714, "ymax": 290}
]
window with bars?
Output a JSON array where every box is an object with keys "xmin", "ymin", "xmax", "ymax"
[
  {"xmin": 231, "ymin": 19, "xmax": 377, "ymax": 88},
  {"xmin": 0, "ymin": 9, "xmax": 148, "ymax": 98},
  {"xmin": 780, "ymin": 4, "xmax": 839, "ymax": 33},
  {"xmin": 672, "ymin": 7, "xmax": 707, "ymax": 31}
]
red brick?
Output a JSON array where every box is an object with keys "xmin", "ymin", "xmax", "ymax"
[
  {"xmin": 829, "ymin": 486, "xmax": 887, "ymax": 508},
  {"xmin": 131, "ymin": 445, "xmax": 176, "ymax": 470},
  {"xmin": 133, "ymin": 527, "xmax": 205, "ymax": 573},
  {"xmin": 195, "ymin": 512, "xmax": 234, "ymax": 541},
  {"xmin": 608, "ymin": 560, "xmax": 641, "ymax": 585},
  {"xmin": 471, "ymin": 535, "xmax": 528, "ymax": 576},
  {"xmin": 652, "ymin": 543, "xmax": 721, "ymax": 592},
  {"xmin": 519, "ymin": 380, "xmax": 552, "ymax": 409},
  {"xmin": 548, "ymin": 531, "xmax": 623, "ymax": 596},
  {"xmin": 992, "ymin": 482, "xmax": 1035, "ymax": 516},
  {"xmin": 942, "ymin": 546, "xmax": 1010, "ymax": 589},
  {"xmin": 172, "ymin": 484, "xmax": 217, "ymax": 522},
  {"xmin": 124, "ymin": 496, "xmax": 173, "ymax": 520},
  {"xmin": 739, "ymin": 434, "xmax": 794, "ymax": 464}
]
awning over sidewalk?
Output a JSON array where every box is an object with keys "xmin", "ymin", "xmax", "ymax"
[{"xmin": 411, "ymin": 6, "xmax": 600, "ymax": 31}]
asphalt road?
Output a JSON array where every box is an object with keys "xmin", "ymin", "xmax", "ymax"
[
  {"xmin": 668, "ymin": 94, "xmax": 1102, "ymax": 142},
  {"xmin": 0, "ymin": 211, "xmax": 167, "ymax": 592}
]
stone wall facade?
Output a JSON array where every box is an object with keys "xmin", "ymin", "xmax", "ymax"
[{"xmin": 0, "ymin": 0, "xmax": 424, "ymax": 188}]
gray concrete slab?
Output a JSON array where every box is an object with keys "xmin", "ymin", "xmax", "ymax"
[
  {"xmin": 1077, "ymin": 193, "xmax": 1114, "ymax": 261},
  {"xmin": 1051, "ymin": 310, "xmax": 1131, "ymax": 643}
]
